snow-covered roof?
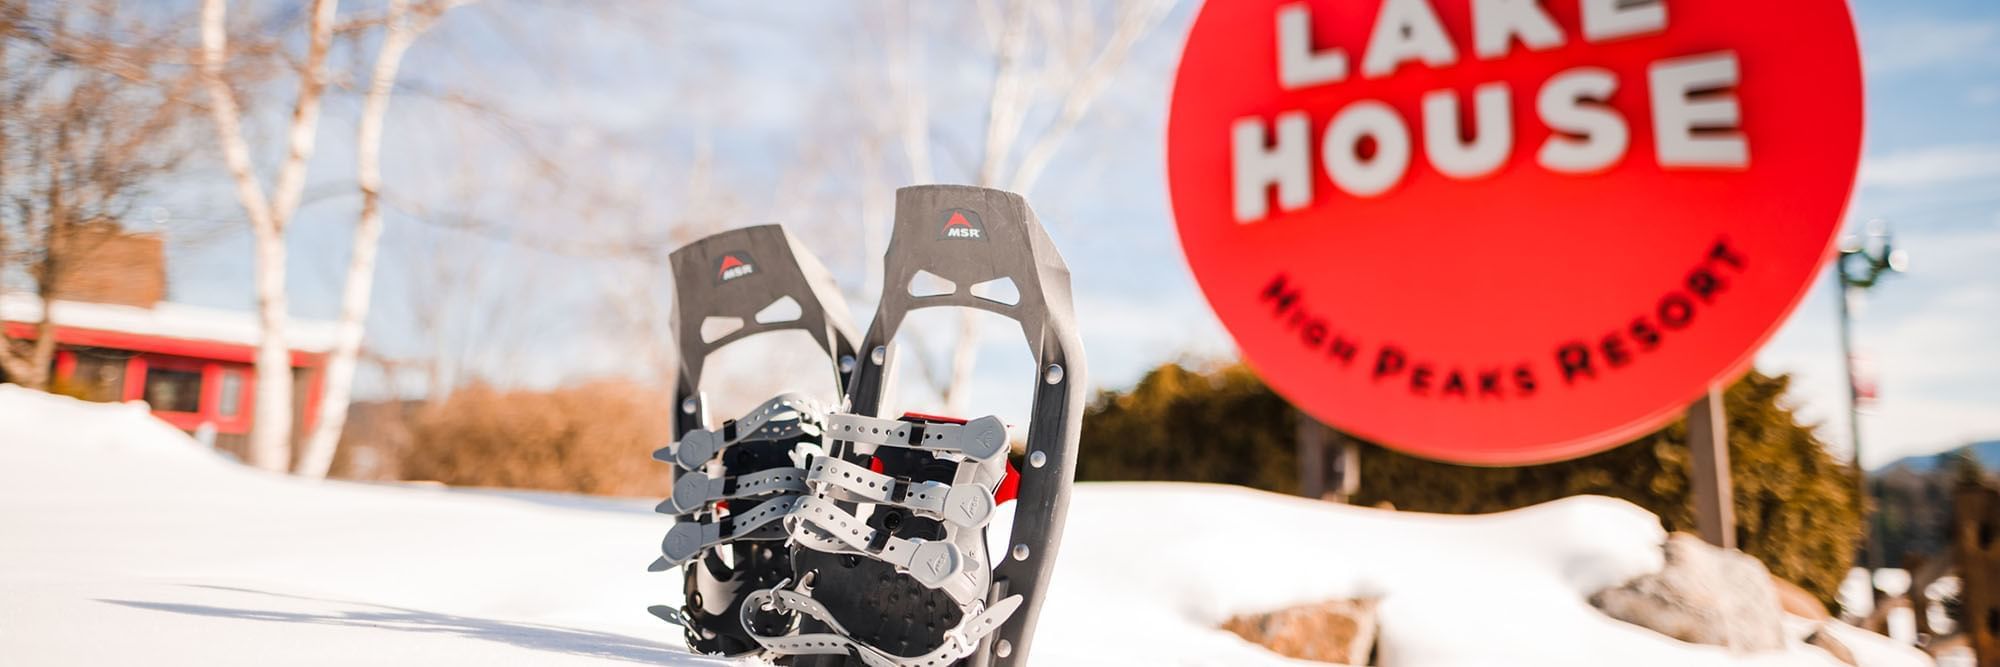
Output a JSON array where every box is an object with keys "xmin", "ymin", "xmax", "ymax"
[{"xmin": 0, "ymin": 292, "xmax": 338, "ymax": 354}]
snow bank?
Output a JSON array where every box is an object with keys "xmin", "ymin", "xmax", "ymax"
[
  {"xmin": 1035, "ymin": 483, "xmax": 1930, "ymax": 666},
  {"xmin": 0, "ymin": 385, "xmax": 1932, "ymax": 666},
  {"xmin": 0, "ymin": 385, "xmax": 699, "ymax": 666}
]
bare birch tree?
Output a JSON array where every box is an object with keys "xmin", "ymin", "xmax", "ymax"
[
  {"xmin": 297, "ymin": 0, "xmax": 475, "ymax": 479},
  {"xmin": 875, "ymin": 0, "xmax": 1169, "ymax": 413},
  {"xmin": 198, "ymin": 0, "xmax": 339, "ymax": 472}
]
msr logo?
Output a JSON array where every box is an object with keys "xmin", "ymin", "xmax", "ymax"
[
  {"xmin": 940, "ymin": 208, "xmax": 986, "ymax": 240},
  {"xmin": 715, "ymin": 253, "xmax": 755, "ymax": 284}
]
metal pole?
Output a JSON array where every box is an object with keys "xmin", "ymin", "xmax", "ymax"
[
  {"xmin": 1837, "ymin": 257, "xmax": 1864, "ymax": 505},
  {"xmin": 1297, "ymin": 409, "xmax": 1327, "ymax": 499},
  {"xmin": 1331, "ymin": 429, "xmax": 1359, "ymax": 503},
  {"xmin": 1836, "ymin": 256, "xmax": 1875, "ymax": 566},
  {"xmin": 1687, "ymin": 385, "xmax": 1736, "ymax": 549}
]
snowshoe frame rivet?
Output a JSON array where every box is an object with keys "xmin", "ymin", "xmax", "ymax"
[
  {"xmin": 1044, "ymin": 364, "xmax": 1064, "ymax": 384},
  {"xmin": 1011, "ymin": 544, "xmax": 1030, "ymax": 561},
  {"xmin": 995, "ymin": 639, "xmax": 1013, "ymax": 658},
  {"xmin": 839, "ymin": 355, "xmax": 857, "ymax": 373},
  {"xmin": 1028, "ymin": 451, "xmax": 1047, "ymax": 468},
  {"xmin": 681, "ymin": 397, "xmax": 698, "ymax": 414},
  {"xmin": 870, "ymin": 346, "xmax": 887, "ymax": 365}
]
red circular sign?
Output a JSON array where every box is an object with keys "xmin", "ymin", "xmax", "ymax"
[{"xmin": 1168, "ymin": 0, "xmax": 1863, "ymax": 464}]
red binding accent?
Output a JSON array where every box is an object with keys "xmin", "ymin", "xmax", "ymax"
[
  {"xmin": 898, "ymin": 412, "xmax": 1019, "ymax": 503},
  {"xmin": 897, "ymin": 411, "xmax": 967, "ymax": 425},
  {"xmin": 995, "ymin": 460, "xmax": 1020, "ymax": 504}
]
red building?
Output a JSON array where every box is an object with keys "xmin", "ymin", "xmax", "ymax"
[{"xmin": 0, "ymin": 293, "xmax": 336, "ymax": 456}]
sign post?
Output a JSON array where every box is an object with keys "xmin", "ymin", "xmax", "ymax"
[
  {"xmin": 1297, "ymin": 411, "xmax": 1329, "ymax": 498},
  {"xmin": 1297, "ymin": 414, "xmax": 1360, "ymax": 503},
  {"xmin": 1685, "ymin": 386, "xmax": 1734, "ymax": 548},
  {"xmin": 1167, "ymin": 0, "xmax": 1865, "ymax": 467}
]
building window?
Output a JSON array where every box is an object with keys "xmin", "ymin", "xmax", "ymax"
[
  {"xmin": 142, "ymin": 369, "xmax": 203, "ymax": 413},
  {"xmin": 218, "ymin": 371, "xmax": 242, "ymax": 418},
  {"xmin": 71, "ymin": 352, "xmax": 131, "ymax": 403}
]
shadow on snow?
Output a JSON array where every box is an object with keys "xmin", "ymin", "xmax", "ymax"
[{"xmin": 98, "ymin": 585, "xmax": 723, "ymax": 666}]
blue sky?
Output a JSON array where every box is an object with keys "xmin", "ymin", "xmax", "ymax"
[{"xmin": 156, "ymin": 0, "xmax": 1998, "ymax": 468}]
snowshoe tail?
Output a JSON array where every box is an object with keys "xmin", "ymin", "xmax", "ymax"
[
  {"xmin": 779, "ymin": 185, "xmax": 1085, "ymax": 667},
  {"xmin": 654, "ymin": 224, "xmax": 860, "ymax": 656}
]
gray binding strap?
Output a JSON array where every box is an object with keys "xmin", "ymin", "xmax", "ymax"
[
  {"xmin": 805, "ymin": 457, "xmax": 996, "ymax": 529},
  {"xmin": 824, "ymin": 413, "xmax": 1009, "ymax": 460},
  {"xmin": 655, "ymin": 467, "xmax": 811, "ymax": 516},
  {"xmin": 787, "ymin": 495, "xmax": 982, "ymax": 606},
  {"xmin": 743, "ymin": 588, "xmax": 1022, "ymax": 667},
  {"xmin": 656, "ymin": 394, "xmax": 825, "ymax": 470},
  {"xmin": 786, "ymin": 524, "xmax": 973, "ymax": 594},
  {"xmin": 657, "ymin": 495, "xmax": 805, "ymax": 568},
  {"xmin": 647, "ymin": 521, "xmax": 786, "ymax": 573}
]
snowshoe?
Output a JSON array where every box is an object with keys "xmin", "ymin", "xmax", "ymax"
[
  {"xmin": 648, "ymin": 224, "xmax": 860, "ymax": 656},
  {"xmin": 753, "ymin": 185, "xmax": 1086, "ymax": 667}
]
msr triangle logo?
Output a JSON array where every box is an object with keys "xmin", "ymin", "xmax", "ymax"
[
  {"xmin": 939, "ymin": 208, "xmax": 986, "ymax": 241},
  {"xmin": 715, "ymin": 252, "xmax": 755, "ymax": 284}
]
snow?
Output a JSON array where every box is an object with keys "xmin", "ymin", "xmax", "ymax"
[
  {"xmin": 0, "ymin": 385, "xmax": 695, "ymax": 666},
  {"xmin": 0, "ymin": 292, "xmax": 339, "ymax": 353},
  {"xmin": 0, "ymin": 385, "xmax": 1934, "ymax": 666},
  {"xmin": 1034, "ymin": 485, "xmax": 1929, "ymax": 667}
]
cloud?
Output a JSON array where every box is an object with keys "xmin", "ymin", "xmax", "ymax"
[
  {"xmin": 1862, "ymin": 19, "xmax": 2000, "ymax": 75},
  {"xmin": 1859, "ymin": 145, "xmax": 2000, "ymax": 189}
]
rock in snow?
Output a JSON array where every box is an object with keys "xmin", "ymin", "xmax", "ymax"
[
  {"xmin": 1590, "ymin": 533, "xmax": 1787, "ymax": 652},
  {"xmin": 1777, "ymin": 574, "xmax": 1836, "ymax": 621},
  {"xmin": 1221, "ymin": 597, "xmax": 1377, "ymax": 665},
  {"xmin": 0, "ymin": 385, "xmax": 1934, "ymax": 666}
]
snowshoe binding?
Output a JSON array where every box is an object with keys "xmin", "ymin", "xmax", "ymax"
[
  {"xmin": 650, "ymin": 186, "xmax": 1083, "ymax": 667},
  {"xmin": 753, "ymin": 185, "xmax": 1085, "ymax": 667},
  {"xmin": 648, "ymin": 224, "xmax": 860, "ymax": 656}
]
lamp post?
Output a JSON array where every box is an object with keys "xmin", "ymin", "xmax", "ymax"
[{"xmin": 1837, "ymin": 219, "xmax": 1907, "ymax": 565}]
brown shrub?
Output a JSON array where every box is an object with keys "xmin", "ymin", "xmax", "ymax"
[
  {"xmin": 400, "ymin": 380, "xmax": 673, "ymax": 497},
  {"xmin": 331, "ymin": 400, "xmax": 424, "ymax": 482}
]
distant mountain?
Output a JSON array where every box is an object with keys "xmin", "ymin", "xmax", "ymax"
[{"xmin": 1873, "ymin": 439, "xmax": 2000, "ymax": 474}]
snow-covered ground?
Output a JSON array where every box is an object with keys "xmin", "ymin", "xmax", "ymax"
[{"xmin": 0, "ymin": 385, "xmax": 1931, "ymax": 666}]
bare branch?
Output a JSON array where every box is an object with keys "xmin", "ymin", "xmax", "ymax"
[
  {"xmin": 267, "ymin": 0, "xmax": 339, "ymax": 231},
  {"xmin": 197, "ymin": 0, "xmax": 277, "ymax": 237},
  {"xmin": 1008, "ymin": 0, "xmax": 1169, "ymax": 193}
]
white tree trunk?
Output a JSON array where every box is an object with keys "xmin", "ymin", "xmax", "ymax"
[
  {"xmin": 198, "ymin": 0, "xmax": 339, "ymax": 472},
  {"xmin": 935, "ymin": 0, "xmax": 1167, "ymax": 411},
  {"xmin": 250, "ymin": 227, "xmax": 295, "ymax": 471},
  {"xmin": 937, "ymin": 0, "xmax": 1031, "ymax": 411},
  {"xmin": 297, "ymin": 0, "xmax": 436, "ymax": 479}
]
